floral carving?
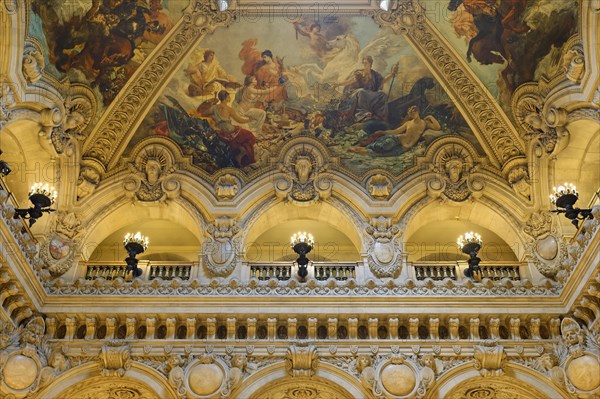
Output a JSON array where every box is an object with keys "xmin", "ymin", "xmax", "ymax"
[
  {"xmin": 513, "ymin": 87, "xmax": 570, "ymax": 155},
  {"xmin": 51, "ymin": 86, "xmax": 96, "ymax": 154},
  {"xmin": 22, "ymin": 42, "xmax": 45, "ymax": 83},
  {"xmin": 77, "ymin": 165, "xmax": 101, "ymax": 200},
  {"xmin": 285, "ymin": 343, "xmax": 318, "ymax": 377},
  {"xmin": 524, "ymin": 212, "xmax": 552, "ymax": 238},
  {"xmin": 562, "ymin": 42, "xmax": 585, "ymax": 83},
  {"xmin": 507, "ymin": 166, "xmax": 531, "ymax": 200}
]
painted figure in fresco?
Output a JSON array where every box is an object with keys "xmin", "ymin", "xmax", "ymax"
[
  {"xmin": 335, "ymin": 56, "xmax": 398, "ymax": 122},
  {"xmin": 143, "ymin": 0, "xmax": 174, "ymax": 44},
  {"xmin": 293, "ymin": 20, "xmax": 332, "ymax": 59},
  {"xmin": 352, "ymin": 106, "xmax": 441, "ymax": 155},
  {"xmin": 239, "ymin": 40, "xmax": 287, "ymax": 104},
  {"xmin": 185, "ymin": 49, "xmax": 240, "ymax": 98},
  {"xmin": 235, "ymin": 76, "xmax": 276, "ymax": 135},
  {"xmin": 211, "ymin": 91, "xmax": 257, "ymax": 167},
  {"xmin": 33, "ymin": 0, "xmax": 171, "ymax": 104},
  {"xmin": 160, "ymin": 95, "xmax": 237, "ymax": 170},
  {"xmin": 447, "ymin": 0, "xmax": 529, "ymax": 65}
]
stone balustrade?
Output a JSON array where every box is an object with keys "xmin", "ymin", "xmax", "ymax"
[
  {"xmin": 412, "ymin": 262, "xmax": 523, "ymax": 282},
  {"xmin": 249, "ymin": 264, "xmax": 292, "ymax": 281},
  {"xmin": 248, "ymin": 262, "xmax": 357, "ymax": 282},
  {"xmin": 149, "ymin": 264, "xmax": 192, "ymax": 280},
  {"xmin": 479, "ymin": 265, "xmax": 521, "ymax": 281},
  {"xmin": 314, "ymin": 264, "xmax": 356, "ymax": 281},
  {"xmin": 83, "ymin": 262, "xmax": 193, "ymax": 281},
  {"xmin": 414, "ymin": 264, "xmax": 457, "ymax": 281}
]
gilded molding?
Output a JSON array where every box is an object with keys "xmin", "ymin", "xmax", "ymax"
[
  {"xmin": 81, "ymin": 0, "xmax": 236, "ymax": 173},
  {"xmin": 368, "ymin": 1, "xmax": 525, "ymax": 170}
]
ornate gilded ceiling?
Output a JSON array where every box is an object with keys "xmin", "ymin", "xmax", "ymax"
[{"xmin": 22, "ymin": 0, "xmax": 580, "ymax": 182}]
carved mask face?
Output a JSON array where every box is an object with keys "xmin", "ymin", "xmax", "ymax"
[
  {"xmin": 357, "ymin": 355, "xmax": 371, "ymax": 372},
  {"xmin": 145, "ymin": 161, "xmax": 161, "ymax": 185},
  {"xmin": 446, "ymin": 160, "xmax": 462, "ymax": 184},
  {"xmin": 564, "ymin": 329, "xmax": 580, "ymax": 345},
  {"xmin": 232, "ymin": 355, "xmax": 247, "ymax": 369},
  {"xmin": 65, "ymin": 112, "xmax": 86, "ymax": 131},
  {"xmin": 295, "ymin": 158, "xmax": 312, "ymax": 184},
  {"xmin": 50, "ymin": 353, "xmax": 67, "ymax": 370}
]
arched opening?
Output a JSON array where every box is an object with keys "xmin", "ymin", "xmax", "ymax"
[
  {"xmin": 243, "ymin": 202, "xmax": 363, "ymax": 262},
  {"xmin": 404, "ymin": 200, "xmax": 523, "ymax": 261},
  {"xmin": 34, "ymin": 363, "xmax": 177, "ymax": 399},
  {"xmin": 233, "ymin": 362, "xmax": 373, "ymax": 399},
  {"xmin": 426, "ymin": 364, "xmax": 569, "ymax": 399},
  {"xmin": 1, "ymin": 120, "xmax": 57, "ymax": 233},
  {"xmin": 556, "ymin": 120, "xmax": 600, "ymax": 206},
  {"xmin": 88, "ymin": 219, "xmax": 200, "ymax": 262},
  {"xmin": 80, "ymin": 200, "xmax": 203, "ymax": 263}
]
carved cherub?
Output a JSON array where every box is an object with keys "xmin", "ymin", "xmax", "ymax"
[
  {"xmin": 357, "ymin": 355, "xmax": 376, "ymax": 390},
  {"xmin": 165, "ymin": 354, "xmax": 186, "ymax": 396},
  {"xmin": 228, "ymin": 354, "xmax": 247, "ymax": 390},
  {"xmin": 38, "ymin": 352, "xmax": 71, "ymax": 388},
  {"xmin": 419, "ymin": 353, "xmax": 437, "ymax": 387},
  {"xmin": 540, "ymin": 353, "xmax": 565, "ymax": 387}
]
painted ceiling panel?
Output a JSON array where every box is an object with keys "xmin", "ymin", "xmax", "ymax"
[
  {"xmin": 29, "ymin": 0, "xmax": 189, "ymax": 106},
  {"xmin": 419, "ymin": 0, "xmax": 578, "ymax": 116},
  {"xmin": 128, "ymin": 15, "xmax": 484, "ymax": 176}
]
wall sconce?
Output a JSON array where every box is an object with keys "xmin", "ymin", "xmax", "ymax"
[
  {"xmin": 0, "ymin": 150, "xmax": 11, "ymax": 176},
  {"xmin": 457, "ymin": 231, "xmax": 482, "ymax": 279},
  {"xmin": 291, "ymin": 232, "xmax": 314, "ymax": 282},
  {"xmin": 379, "ymin": 0, "xmax": 390, "ymax": 11},
  {"xmin": 550, "ymin": 183, "xmax": 593, "ymax": 228},
  {"xmin": 14, "ymin": 183, "xmax": 56, "ymax": 226},
  {"xmin": 123, "ymin": 232, "xmax": 149, "ymax": 277}
]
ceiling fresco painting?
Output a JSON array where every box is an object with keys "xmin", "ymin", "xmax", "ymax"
[
  {"xmin": 131, "ymin": 15, "xmax": 484, "ymax": 176},
  {"xmin": 29, "ymin": 0, "xmax": 188, "ymax": 106},
  {"xmin": 422, "ymin": 0, "xmax": 578, "ymax": 112}
]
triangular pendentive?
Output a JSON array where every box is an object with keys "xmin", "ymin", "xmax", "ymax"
[{"xmin": 123, "ymin": 14, "xmax": 488, "ymax": 177}]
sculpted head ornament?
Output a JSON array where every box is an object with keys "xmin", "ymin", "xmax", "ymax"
[{"xmin": 294, "ymin": 156, "xmax": 313, "ymax": 185}]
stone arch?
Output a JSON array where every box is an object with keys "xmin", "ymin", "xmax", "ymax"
[
  {"xmin": 425, "ymin": 363, "xmax": 569, "ymax": 399},
  {"xmin": 78, "ymin": 195, "xmax": 204, "ymax": 261},
  {"xmin": 32, "ymin": 362, "xmax": 178, "ymax": 399},
  {"xmin": 241, "ymin": 199, "xmax": 365, "ymax": 260},
  {"xmin": 555, "ymin": 119, "xmax": 600, "ymax": 206},
  {"xmin": 233, "ymin": 362, "xmax": 373, "ymax": 399},
  {"xmin": 0, "ymin": 119, "xmax": 57, "ymax": 207},
  {"xmin": 401, "ymin": 196, "xmax": 527, "ymax": 260}
]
